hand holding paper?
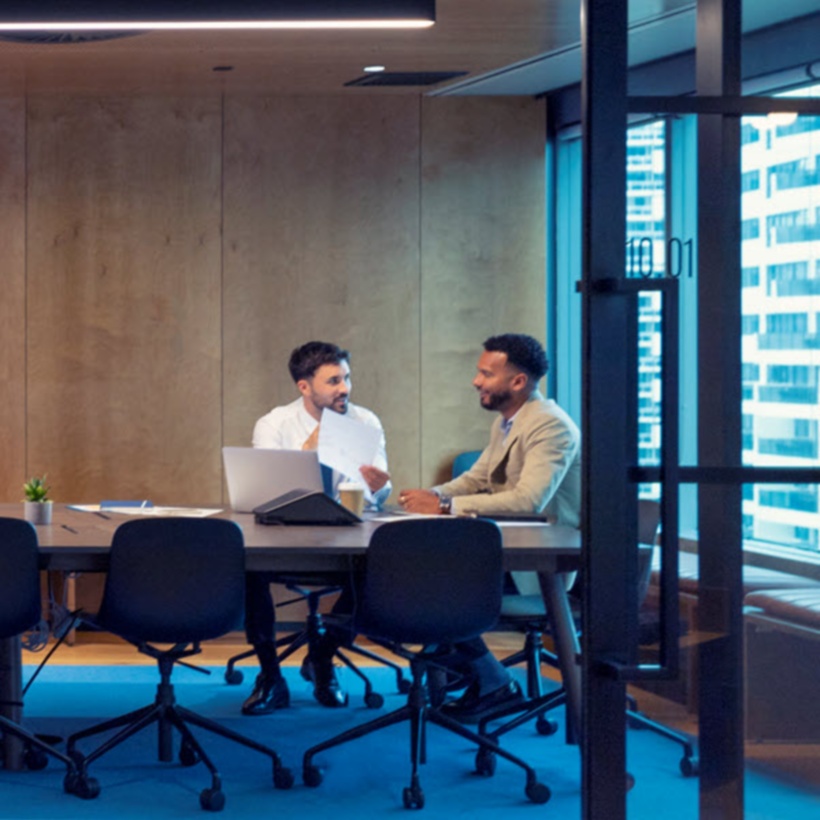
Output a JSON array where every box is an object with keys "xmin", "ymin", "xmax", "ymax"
[{"xmin": 317, "ymin": 409, "xmax": 381, "ymax": 483}]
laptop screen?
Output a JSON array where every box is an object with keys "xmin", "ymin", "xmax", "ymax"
[{"xmin": 222, "ymin": 447, "xmax": 325, "ymax": 513}]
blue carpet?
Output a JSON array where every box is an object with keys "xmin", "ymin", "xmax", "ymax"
[{"xmin": 3, "ymin": 664, "xmax": 817, "ymax": 819}]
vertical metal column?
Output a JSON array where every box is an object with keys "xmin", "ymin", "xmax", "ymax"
[
  {"xmin": 695, "ymin": 1, "xmax": 744, "ymax": 817},
  {"xmin": 579, "ymin": 2, "xmax": 633, "ymax": 818}
]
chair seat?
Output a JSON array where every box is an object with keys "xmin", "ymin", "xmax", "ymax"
[{"xmin": 499, "ymin": 594, "xmax": 547, "ymax": 619}]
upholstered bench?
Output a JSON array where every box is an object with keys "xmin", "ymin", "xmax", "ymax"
[
  {"xmin": 641, "ymin": 552, "xmax": 820, "ymax": 713},
  {"xmin": 744, "ymin": 586, "xmax": 820, "ymax": 743}
]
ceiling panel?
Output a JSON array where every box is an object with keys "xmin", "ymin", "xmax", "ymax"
[{"xmin": 0, "ymin": 1, "xmax": 814, "ymax": 97}]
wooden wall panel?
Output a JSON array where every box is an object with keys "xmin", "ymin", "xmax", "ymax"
[
  {"xmin": 26, "ymin": 96, "xmax": 223, "ymax": 505},
  {"xmin": 0, "ymin": 98, "xmax": 25, "ymax": 501},
  {"xmin": 223, "ymin": 96, "xmax": 422, "ymax": 498},
  {"xmin": 420, "ymin": 97, "xmax": 547, "ymax": 485}
]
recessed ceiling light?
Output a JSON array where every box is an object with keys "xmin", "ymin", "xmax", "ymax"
[{"xmin": 363, "ymin": 65, "xmax": 386, "ymax": 73}]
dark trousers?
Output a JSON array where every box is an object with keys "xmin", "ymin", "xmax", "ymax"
[{"xmin": 244, "ymin": 572, "xmax": 356, "ymax": 668}]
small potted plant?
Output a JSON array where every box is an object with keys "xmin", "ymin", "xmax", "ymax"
[{"xmin": 23, "ymin": 475, "xmax": 53, "ymax": 525}]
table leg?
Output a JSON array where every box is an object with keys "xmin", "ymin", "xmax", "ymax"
[
  {"xmin": 0, "ymin": 636, "xmax": 25, "ymax": 770},
  {"xmin": 539, "ymin": 572, "xmax": 581, "ymax": 745}
]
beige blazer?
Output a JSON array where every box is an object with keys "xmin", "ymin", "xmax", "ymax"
[{"xmin": 435, "ymin": 391, "xmax": 581, "ymax": 526}]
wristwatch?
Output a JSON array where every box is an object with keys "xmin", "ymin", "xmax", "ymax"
[{"xmin": 438, "ymin": 494, "xmax": 452, "ymax": 515}]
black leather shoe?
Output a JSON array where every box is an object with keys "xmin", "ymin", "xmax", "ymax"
[
  {"xmin": 241, "ymin": 673, "xmax": 290, "ymax": 716},
  {"xmin": 301, "ymin": 657, "xmax": 349, "ymax": 708},
  {"xmin": 440, "ymin": 680, "xmax": 524, "ymax": 724}
]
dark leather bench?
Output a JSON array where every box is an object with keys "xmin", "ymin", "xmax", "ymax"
[{"xmin": 641, "ymin": 552, "xmax": 820, "ymax": 713}]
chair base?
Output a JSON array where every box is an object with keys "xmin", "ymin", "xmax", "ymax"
[
  {"xmin": 301, "ymin": 656, "xmax": 551, "ymax": 808},
  {"xmin": 478, "ymin": 682, "xmax": 700, "ymax": 779},
  {"xmin": 66, "ymin": 653, "xmax": 294, "ymax": 809},
  {"xmin": 226, "ymin": 583, "xmax": 410, "ymax": 706},
  {"xmin": 0, "ymin": 714, "xmax": 98, "ymax": 799}
]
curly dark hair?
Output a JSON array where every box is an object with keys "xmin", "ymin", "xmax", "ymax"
[
  {"xmin": 288, "ymin": 341, "xmax": 350, "ymax": 383},
  {"xmin": 483, "ymin": 333, "xmax": 548, "ymax": 382}
]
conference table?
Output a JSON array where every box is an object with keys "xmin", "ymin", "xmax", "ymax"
[{"xmin": 0, "ymin": 503, "xmax": 582, "ymax": 770}]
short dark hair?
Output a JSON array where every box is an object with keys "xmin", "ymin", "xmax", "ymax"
[
  {"xmin": 483, "ymin": 333, "xmax": 548, "ymax": 383},
  {"xmin": 288, "ymin": 341, "xmax": 350, "ymax": 383}
]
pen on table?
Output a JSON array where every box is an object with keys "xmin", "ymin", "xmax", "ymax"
[
  {"xmin": 61, "ymin": 524, "xmax": 79, "ymax": 534},
  {"xmin": 94, "ymin": 511, "xmax": 111, "ymax": 520}
]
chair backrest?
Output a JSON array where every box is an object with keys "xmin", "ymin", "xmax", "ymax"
[
  {"xmin": 451, "ymin": 450, "xmax": 482, "ymax": 480},
  {"xmin": 97, "ymin": 517, "xmax": 246, "ymax": 644},
  {"xmin": 356, "ymin": 517, "xmax": 504, "ymax": 646},
  {"xmin": 637, "ymin": 499, "xmax": 661, "ymax": 604},
  {"xmin": 0, "ymin": 518, "xmax": 42, "ymax": 640}
]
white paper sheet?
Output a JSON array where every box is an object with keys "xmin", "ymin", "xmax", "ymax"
[{"xmin": 317, "ymin": 408, "xmax": 381, "ymax": 482}]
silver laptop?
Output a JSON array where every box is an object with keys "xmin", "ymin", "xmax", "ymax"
[{"xmin": 222, "ymin": 447, "xmax": 325, "ymax": 513}]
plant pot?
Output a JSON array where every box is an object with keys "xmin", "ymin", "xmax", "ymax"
[{"xmin": 24, "ymin": 500, "xmax": 53, "ymax": 526}]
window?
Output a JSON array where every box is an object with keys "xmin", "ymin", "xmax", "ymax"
[
  {"xmin": 625, "ymin": 122, "xmax": 667, "ymax": 484},
  {"xmin": 742, "ymin": 84, "xmax": 820, "ymax": 554},
  {"xmin": 553, "ymin": 81, "xmax": 820, "ymax": 555}
]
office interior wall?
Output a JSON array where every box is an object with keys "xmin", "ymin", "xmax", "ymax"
[
  {"xmin": 420, "ymin": 97, "xmax": 547, "ymax": 484},
  {"xmin": 222, "ymin": 95, "xmax": 422, "ymax": 496},
  {"xmin": 0, "ymin": 93, "xmax": 546, "ymax": 504},
  {"xmin": 25, "ymin": 96, "xmax": 223, "ymax": 506},
  {"xmin": 0, "ymin": 99, "xmax": 25, "ymax": 502}
]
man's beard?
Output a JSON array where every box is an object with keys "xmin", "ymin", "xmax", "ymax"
[{"xmin": 481, "ymin": 390, "xmax": 511, "ymax": 411}]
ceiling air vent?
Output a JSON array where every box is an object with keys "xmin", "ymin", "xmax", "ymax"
[
  {"xmin": 0, "ymin": 31, "xmax": 142, "ymax": 45},
  {"xmin": 345, "ymin": 71, "xmax": 467, "ymax": 88}
]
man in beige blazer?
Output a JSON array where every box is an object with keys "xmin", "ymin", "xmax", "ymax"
[{"xmin": 398, "ymin": 333, "xmax": 581, "ymax": 722}]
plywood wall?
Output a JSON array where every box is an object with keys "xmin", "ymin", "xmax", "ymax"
[
  {"xmin": 0, "ymin": 93, "xmax": 546, "ymax": 505},
  {"xmin": 0, "ymin": 98, "xmax": 26, "ymax": 501},
  {"xmin": 222, "ymin": 96, "xmax": 422, "ymax": 496},
  {"xmin": 25, "ymin": 96, "xmax": 223, "ymax": 505},
  {"xmin": 420, "ymin": 97, "xmax": 547, "ymax": 484}
]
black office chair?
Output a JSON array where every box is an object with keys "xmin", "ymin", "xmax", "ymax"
[
  {"xmin": 301, "ymin": 517, "xmax": 551, "ymax": 810},
  {"xmin": 0, "ymin": 518, "xmax": 89, "ymax": 794},
  {"xmin": 224, "ymin": 573, "xmax": 409, "ymax": 708},
  {"xmin": 65, "ymin": 517, "xmax": 293, "ymax": 811},
  {"xmin": 483, "ymin": 500, "xmax": 699, "ymax": 776}
]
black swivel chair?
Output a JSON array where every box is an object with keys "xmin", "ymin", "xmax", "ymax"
[
  {"xmin": 301, "ymin": 517, "xmax": 551, "ymax": 810},
  {"xmin": 224, "ymin": 574, "xmax": 409, "ymax": 708},
  {"xmin": 65, "ymin": 517, "xmax": 293, "ymax": 811},
  {"xmin": 0, "ymin": 517, "xmax": 88, "ymax": 793},
  {"xmin": 483, "ymin": 500, "xmax": 699, "ymax": 776}
]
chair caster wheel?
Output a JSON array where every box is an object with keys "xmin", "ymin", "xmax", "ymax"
[
  {"xmin": 180, "ymin": 740, "xmax": 200, "ymax": 767},
  {"xmin": 403, "ymin": 784, "xmax": 425, "ymax": 809},
  {"xmin": 536, "ymin": 716, "xmax": 559, "ymax": 736},
  {"xmin": 68, "ymin": 749, "xmax": 85, "ymax": 767},
  {"xmin": 224, "ymin": 668, "xmax": 244, "ymax": 685},
  {"xmin": 199, "ymin": 787, "xmax": 225, "ymax": 811},
  {"xmin": 273, "ymin": 765, "xmax": 294, "ymax": 789},
  {"xmin": 525, "ymin": 779, "xmax": 551, "ymax": 804},
  {"xmin": 680, "ymin": 755, "xmax": 700, "ymax": 777},
  {"xmin": 303, "ymin": 764, "xmax": 323, "ymax": 787},
  {"xmin": 475, "ymin": 748, "xmax": 497, "ymax": 777},
  {"xmin": 365, "ymin": 691, "xmax": 384, "ymax": 709},
  {"xmin": 65, "ymin": 773, "xmax": 101, "ymax": 800},
  {"xmin": 397, "ymin": 679, "xmax": 412, "ymax": 695},
  {"xmin": 24, "ymin": 747, "xmax": 49, "ymax": 770}
]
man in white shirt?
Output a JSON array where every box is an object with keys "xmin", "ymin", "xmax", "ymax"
[
  {"xmin": 398, "ymin": 333, "xmax": 581, "ymax": 723},
  {"xmin": 242, "ymin": 341, "xmax": 391, "ymax": 716}
]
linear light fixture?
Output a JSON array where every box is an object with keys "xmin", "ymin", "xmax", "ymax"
[{"xmin": 0, "ymin": 1, "xmax": 435, "ymax": 30}]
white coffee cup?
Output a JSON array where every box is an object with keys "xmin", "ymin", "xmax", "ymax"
[{"xmin": 338, "ymin": 482, "xmax": 365, "ymax": 516}]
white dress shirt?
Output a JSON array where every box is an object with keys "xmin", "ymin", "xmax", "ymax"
[{"xmin": 252, "ymin": 397, "xmax": 391, "ymax": 508}]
